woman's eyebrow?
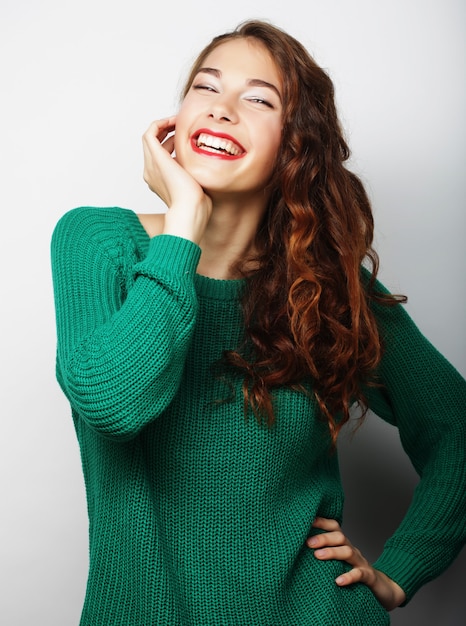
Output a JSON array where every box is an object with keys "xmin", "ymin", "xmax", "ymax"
[
  {"xmin": 196, "ymin": 67, "xmax": 281, "ymax": 101},
  {"xmin": 247, "ymin": 78, "xmax": 281, "ymax": 101},
  {"xmin": 196, "ymin": 67, "xmax": 221, "ymax": 78}
]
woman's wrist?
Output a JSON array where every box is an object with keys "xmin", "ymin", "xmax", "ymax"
[
  {"xmin": 163, "ymin": 203, "xmax": 211, "ymax": 245},
  {"xmin": 375, "ymin": 570, "xmax": 406, "ymax": 610}
]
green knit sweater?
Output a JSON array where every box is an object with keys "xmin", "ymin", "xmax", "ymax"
[{"xmin": 51, "ymin": 206, "xmax": 466, "ymax": 626}]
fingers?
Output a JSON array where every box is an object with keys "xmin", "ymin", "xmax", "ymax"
[
  {"xmin": 306, "ymin": 519, "xmax": 406, "ymax": 609},
  {"xmin": 308, "ymin": 529, "xmax": 346, "ymax": 548},
  {"xmin": 144, "ymin": 116, "xmax": 177, "ymax": 136},
  {"xmin": 313, "ymin": 542, "xmax": 356, "ymax": 563},
  {"xmin": 307, "ymin": 520, "xmax": 371, "ymax": 589},
  {"xmin": 306, "ymin": 517, "xmax": 366, "ymax": 567},
  {"xmin": 311, "ymin": 516, "xmax": 341, "ymax": 532},
  {"xmin": 306, "ymin": 517, "xmax": 343, "ymax": 549},
  {"xmin": 142, "ymin": 117, "xmax": 180, "ymax": 197},
  {"xmin": 334, "ymin": 566, "xmax": 371, "ymax": 587},
  {"xmin": 143, "ymin": 117, "xmax": 177, "ymax": 147},
  {"xmin": 161, "ymin": 134, "xmax": 175, "ymax": 155}
]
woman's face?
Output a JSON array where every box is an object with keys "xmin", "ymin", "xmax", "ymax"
[{"xmin": 174, "ymin": 38, "xmax": 283, "ymax": 204}]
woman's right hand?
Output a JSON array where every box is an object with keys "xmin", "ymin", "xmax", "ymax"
[{"xmin": 142, "ymin": 117, "xmax": 212, "ymax": 244}]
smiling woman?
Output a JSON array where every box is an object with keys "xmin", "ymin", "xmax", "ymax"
[
  {"xmin": 50, "ymin": 19, "xmax": 466, "ymax": 626},
  {"xmin": 173, "ymin": 38, "xmax": 283, "ymax": 208}
]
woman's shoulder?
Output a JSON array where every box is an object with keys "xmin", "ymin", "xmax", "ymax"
[
  {"xmin": 51, "ymin": 206, "xmax": 152, "ymax": 271},
  {"xmin": 53, "ymin": 206, "xmax": 165, "ymax": 243},
  {"xmin": 52, "ymin": 206, "xmax": 149, "ymax": 251},
  {"xmin": 52, "ymin": 206, "xmax": 138, "ymax": 239}
]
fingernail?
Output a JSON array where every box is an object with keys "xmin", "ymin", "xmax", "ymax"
[
  {"xmin": 307, "ymin": 537, "xmax": 318, "ymax": 547},
  {"xmin": 335, "ymin": 576, "xmax": 345, "ymax": 585}
]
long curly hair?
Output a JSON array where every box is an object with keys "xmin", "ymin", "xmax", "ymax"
[{"xmin": 181, "ymin": 20, "xmax": 405, "ymax": 444}]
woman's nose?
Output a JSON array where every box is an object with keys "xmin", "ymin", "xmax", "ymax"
[{"xmin": 207, "ymin": 96, "xmax": 238, "ymax": 123}]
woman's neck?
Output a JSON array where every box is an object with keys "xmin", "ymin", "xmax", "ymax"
[{"xmin": 196, "ymin": 198, "xmax": 265, "ymax": 279}]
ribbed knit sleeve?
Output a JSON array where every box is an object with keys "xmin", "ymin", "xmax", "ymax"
[
  {"xmin": 365, "ymin": 285, "xmax": 466, "ymax": 602},
  {"xmin": 51, "ymin": 207, "xmax": 201, "ymax": 441}
]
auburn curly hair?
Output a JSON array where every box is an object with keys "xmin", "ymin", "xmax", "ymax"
[{"xmin": 181, "ymin": 20, "xmax": 405, "ymax": 444}]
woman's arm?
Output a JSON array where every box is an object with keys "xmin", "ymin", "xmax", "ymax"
[
  {"xmin": 51, "ymin": 207, "xmax": 201, "ymax": 441},
  {"xmin": 306, "ymin": 279, "xmax": 465, "ymax": 608},
  {"xmin": 52, "ymin": 117, "xmax": 215, "ymax": 442},
  {"xmin": 364, "ymin": 286, "xmax": 466, "ymax": 602}
]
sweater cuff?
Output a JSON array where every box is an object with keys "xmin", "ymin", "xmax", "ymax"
[
  {"xmin": 134, "ymin": 234, "xmax": 201, "ymax": 280},
  {"xmin": 373, "ymin": 548, "xmax": 429, "ymax": 605}
]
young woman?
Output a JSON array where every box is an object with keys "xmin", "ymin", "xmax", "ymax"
[{"xmin": 51, "ymin": 20, "xmax": 466, "ymax": 626}]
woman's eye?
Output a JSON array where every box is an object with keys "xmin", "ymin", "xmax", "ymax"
[
  {"xmin": 247, "ymin": 97, "xmax": 273, "ymax": 108},
  {"xmin": 193, "ymin": 84, "xmax": 217, "ymax": 93}
]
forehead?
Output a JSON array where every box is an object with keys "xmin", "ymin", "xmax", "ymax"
[{"xmin": 200, "ymin": 38, "xmax": 282, "ymax": 88}]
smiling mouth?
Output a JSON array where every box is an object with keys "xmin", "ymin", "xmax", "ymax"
[{"xmin": 194, "ymin": 132, "xmax": 245, "ymax": 157}]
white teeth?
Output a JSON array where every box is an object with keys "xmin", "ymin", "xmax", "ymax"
[{"xmin": 196, "ymin": 133, "xmax": 242, "ymax": 156}]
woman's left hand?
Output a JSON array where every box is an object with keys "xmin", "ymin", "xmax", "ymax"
[{"xmin": 306, "ymin": 517, "xmax": 406, "ymax": 611}]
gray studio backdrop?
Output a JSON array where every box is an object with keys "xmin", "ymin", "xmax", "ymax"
[{"xmin": 1, "ymin": 1, "xmax": 464, "ymax": 624}]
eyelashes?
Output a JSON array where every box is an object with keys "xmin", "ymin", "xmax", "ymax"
[
  {"xmin": 193, "ymin": 84, "xmax": 216, "ymax": 92},
  {"xmin": 247, "ymin": 97, "xmax": 273, "ymax": 108},
  {"xmin": 191, "ymin": 84, "xmax": 275, "ymax": 109}
]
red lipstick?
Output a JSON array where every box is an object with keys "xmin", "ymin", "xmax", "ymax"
[{"xmin": 191, "ymin": 128, "xmax": 246, "ymax": 160}]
